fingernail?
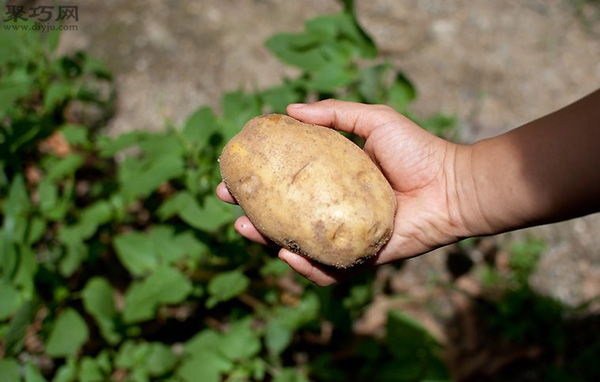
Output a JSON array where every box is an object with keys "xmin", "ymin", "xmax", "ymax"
[{"xmin": 288, "ymin": 103, "xmax": 307, "ymax": 109}]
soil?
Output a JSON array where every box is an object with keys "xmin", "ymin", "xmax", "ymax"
[{"xmin": 56, "ymin": 0, "xmax": 600, "ymax": 379}]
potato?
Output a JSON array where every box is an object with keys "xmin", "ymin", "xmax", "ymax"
[{"xmin": 219, "ymin": 114, "xmax": 396, "ymax": 268}]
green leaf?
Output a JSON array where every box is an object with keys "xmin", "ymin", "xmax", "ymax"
[
  {"xmin": 12, "ymin": 246, "xmax": 37, "ymax": 300},
  {"xmin": 114, "ymin": 227, "xmax": 202, "ymax": 276},
  {"xmin": 174, "ymin": 231, "xmax": 208, "ymax": 262},
  {"xmin": 123, "ymin": 267, "xmax": 192, "ymax": 323},
  {"xmin": 273, "ymin": 292, "xmax": 320, "ymax": 330},
  {"xmin": 305, "ymin": 16, "xmax": 339, "ymax": 39},
  {"xmin": 0, "ymin": 68, "xmax": 32, "ymax": 106},
  {"xmin": 182, "ymin": 106, "xmax": 220, "ymax": 147},
  {"xmin": 46, "ymin": 26, "xmax": 61, "ymax": 53},
  {"xmin": 146, "ymin": 343, "xmax": 178, "ymax": 377},
  {"xmin": 38, "ymin": 179, "xmax": 58, "ymax": 215},
  {"xmin": 222, "ymin": 91, "xmax": 261, "ymax": 139},
  {"xmin": 273, "ymin": 368, "xmax": 309, "ymax": 382},
  {"xmin": 25, "ymin": 361, "xmax": 48, "ymax": 382},
  {"xmin": 358, "ymin": 63, "xmax": 391, "ymax": 104},
  {"xmin": 45, "ymin": 308, "xmax": 89, "ymax": 358},
  {"xmin": 261, "ymin": 84, "xmax": 302, "ymax": 113},
  {"xmin": 185, "ymin": 329, "xmax": 221, "ymax": 355},
  {"xmin": 206, "ymin": 270, "xmax": 250, "ymax": 308},
  {"xmin": 53, "ymin": 357, "xmax": 78, "ymax": 382},
  {"xmin": 0, "ymin": 359, "xmax": 20, "ymax": 382},
  {"xmin": 265, "ymin": 33, "xmax": 329, "ymax": 72},
  {"xmin": 43, "ymin": 82, "xmax": 72, "ymax": 111},
  {"xmin": 118, "ymin": 151, "xmax": 184, "ymax": 201},
  {"xmin": 77, "ymin": 201, "xmax": 113, "ymax": 239},
  {"xmin": 179, "ymin": 194, "xmax": 235, "ymax": 232},
  {"xmin": 82, "ymin": 277, "xmax": 121, "ymax": 345},
  {"xmin": 97, "ymin": 131, "xmax": 149, "ymax": 158},
  {"xmin": 113, "ymin": 232, "xmax": 159, "ymax": 276},
  {"xmin": 26, "ymin": 217, "xmax": 46, "ymax": 245},
  {"xmin": 510, "ymin": 237, "xmax": 545, "ymax": 279},
  {"xmin": 342, "ymin": 284, "xmax": 372, "ymax": 310},
  {"xmin": 115, "ymin": 340, "xmax": 147, "ymax": 368},
  {"xmin": 145, "ymin": 226, "xmax": 186, "ymax": 264},
  {"xmin": 46, "ymin": 154, "xmax": 85, "ymax": 181},
  {"xmin": 418, "ymin": 113, "xmax": 456, "ymax": 138},
  {"xmin": 60, "ymin": 124, "xmax": 89, "ymax": 146},
  {"xmin": 95, "ymin": 350, "xmax": 112, "ymax": 375},
  {"xmin": 0, "ymin": 281, "xmax": 23, "ymax": 320},
  {"xmin": 2, "ymin": 175, "xmax": 30, "ymax": 249},
  {"xmin": 265, "ymin": 319, "xmax": 293, "ymax": 357},
  {"xmin": 260, "ymin": 258, "xmax": 290, "ymax": 277},
  {"xmin": 384, "ymin": 310, "xmax": 446, "ymax": 380},
  {"xmin": 3, "ymin": 300, "xmax": 36, "ymax": 355},
  {"xmin": 334, "ymin": 13, "xmax": 377, "ymax": 59},
  {"xmin": 387, "ymin": 73, "xmax": 416, "ymax": 111},
  {"xmin": 218, "ymin": 317, "xmax": 261, "ymax": 361},
  {"xmin": 308, "ymin": 62, "xmax": 356, "ymax": 93},
  {"xmin": 159, "ymin": 192, "xmax": 235, "ymax": 232},
  {"xmin": 58, "ymin": 239, "xmax": 88, "ymax": 277},
  {"xmin": 177, "ymin": 349, "xmax": 233, "ymax": 382},
  {"xmin": 79, "ymin": 357, "xmax": 105, "ymax": 382}
]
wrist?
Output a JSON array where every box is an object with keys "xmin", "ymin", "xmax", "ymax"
[{"xmin": 446, "ymin": 141, "xmax": 497, "ymax": 239}]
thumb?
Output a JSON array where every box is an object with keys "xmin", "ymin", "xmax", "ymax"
[{"xmin": 286, "ymin": 99, "xmax": 401, "ymax": 140}]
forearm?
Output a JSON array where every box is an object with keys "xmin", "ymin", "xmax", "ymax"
[{"xmin": 456, "ymin": 89, "xmax": 600, "ymax": 237}]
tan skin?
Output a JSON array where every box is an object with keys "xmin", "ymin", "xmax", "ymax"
[{"xmin": 217, "ymin": 91, "xmax": 600, "ymax": 286}]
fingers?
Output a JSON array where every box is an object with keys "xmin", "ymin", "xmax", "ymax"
[
  {"xmin": 216, "ymin": 182, "xmax": 236, "ymax": 204},
  {"xmin": 234, "ymin": 216, "xmax": 270, "ymax": 246},
  {"xmin": 278, "ymin": 249, "xmax": 379, "ymax": 286},
  {"xmin": 278, "ymin": 249, "xmax": 341, "ymax": 286},
  {"xmin": 286, "ymin": 99, "xmax": 401, "ymax": 139}
]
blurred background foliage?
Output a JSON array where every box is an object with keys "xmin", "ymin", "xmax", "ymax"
[{"xmin": 1, "ymin": 1, "xmax": 600, "ymax": 381}]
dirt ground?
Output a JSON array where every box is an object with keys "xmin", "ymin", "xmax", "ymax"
[{"xmin": 58, "ymin": 0, "xmax": 600, "ymax": 306}]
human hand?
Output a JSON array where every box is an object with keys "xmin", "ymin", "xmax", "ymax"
[{"xmin": 217, "ymin": 99, "xmax": 470, "ymax": 286}]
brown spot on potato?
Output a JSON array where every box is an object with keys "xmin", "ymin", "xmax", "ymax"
[{"xmin": 290, "ymin": 161, "xmax": 312, "ymax": 185}]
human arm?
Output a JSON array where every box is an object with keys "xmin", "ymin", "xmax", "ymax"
[
  {"xmin": 454, "ymin": 89, "xmax": 600, "ymax": 237},
  {"xmin": 217, "ymin": 91, "xmax": 600, "ymax": 286}
]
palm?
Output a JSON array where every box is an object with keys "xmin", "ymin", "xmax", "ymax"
[{"xmin": 364, "ymin": 123, "xmax": 455, "ymax": 264}]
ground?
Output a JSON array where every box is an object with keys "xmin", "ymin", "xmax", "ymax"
[{"xmin": 57, "ymin": 0, "xmax": 600, "ymax": 349}]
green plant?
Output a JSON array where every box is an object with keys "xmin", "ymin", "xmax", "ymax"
[{"xmin": 0, "ymin": 4, "xmax": 454, "ymax": 382}]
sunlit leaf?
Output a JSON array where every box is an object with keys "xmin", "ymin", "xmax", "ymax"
[
  {"xmin": 265, "ymin": 319, "xmax": 293, "ymax": 357},
  {"xmin": 79, "ymin": 357, "xmax": 105, "ymax": 382},
  {"xmin": 177, "ymin": 349, "xmax": 233, "ymax": 382},
  {"xmin": 261, "ymin": 84, "xmax": 302, "ymax": 114},
  {"xmin": 113, "ymin": 232, "xmax": 159, "ymax": 276},
  {"xmin": 218, "ymin": 317, "xmax": 261, "ymax": 361},
  {"xmin": 159, "ymin": 192, "xmax": 235, "ymax": 232},
  {"xmin": 123, "ymin": 267, "xmax": 192, "ymax": 324},
  {"xmin": 206, "ymin": 270, "xmax": 250, "ymax": 308},
  {"xmin": 3, "ymin": 300, "xmax": 36, "ymax": 356},
  {"xmin": 146, "ymin": 343, "xmax": 178, "ymax": 377},
  {"xmin": 308, "ymin": 62, "xmax": 356, "ymax": 92},
  {"xmin": 387, "ymin": 73, "xmax": 416, "ymax": 112},
  {"xmin": 265, "ymin": 33, "xmax": 328, "ymax": 72},
  {"xmin": 45, "ymin": 154, "xmax": 84, "ymax": 182},
  {"xmin": 0, "ymin": 281, "xmax": 22, "ymax": 320},
  {"xmin": 24, "ymin": 361, "xmax": 48, "ymax": 382},
  {"xmin": 53, "ymin": 357, "xmax": 78, "ymax": 382},
  {"xmin": 43, "ymin": 82, "xmax": 72, "ymax": 111},
  {"xmin": 182, "ymin": 106, "xmax": 220, "ymax": 147},
  {"xmin": 82, "ymin": 277, "xmax": 121, "ymax": 345},
  {"xmin": 46, "ymin": 308, "xmax": 89, "ymax": 357},
  {"xmin": 0, "ymin": 359, "xmax": 20, "ymax": 382}
]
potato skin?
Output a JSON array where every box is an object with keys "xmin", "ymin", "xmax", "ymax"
[{"xmin": 219, "ymin": 114, "xmax": 396, "ymax": 268}]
